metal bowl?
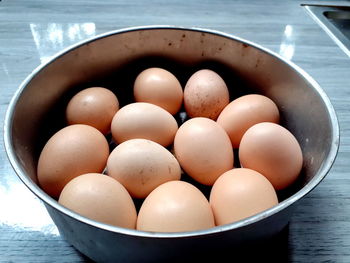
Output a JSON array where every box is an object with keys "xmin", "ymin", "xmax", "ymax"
[{"xmin": 4, "ymin": 26, "xmax": 339, "ymax": 262}]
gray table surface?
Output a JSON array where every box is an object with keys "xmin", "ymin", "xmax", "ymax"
[{"xmin": 1, "ymin": 0, "xmax": 350, "ymax": 262}]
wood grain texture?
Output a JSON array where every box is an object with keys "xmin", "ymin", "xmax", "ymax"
[{"xmin": 1, "ymin": 0, "xmax": 350, "ymax": 262}]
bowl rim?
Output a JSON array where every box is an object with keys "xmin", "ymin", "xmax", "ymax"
[{"xmin": 3, "ymin": 25, "xmax": 340, "ymax": 238}]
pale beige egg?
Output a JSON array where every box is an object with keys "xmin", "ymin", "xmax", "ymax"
[
  {"xmin": 134, "ymin": 67, "xmax": 183, "ymax": 115},
  {"xmin": 239, "ymin": 122, "xmax": 303, "ymax": 190},
  {"xmin": 37, "ymin": 124, "xmax": 109, "ymax": 198},
  {"xmin": 174, "ymin": 117, "xmax": 234, "ymax": 185},
  {"xmin": 210, "ymin": 168, "xmax": 278, "ymax": 225},
  {"xmin": 59, "ymin": 173, "xmax": 137, "ymax": 229},
  {"xmin": 66, "ymin": 87, "xmax": 119, "ymax": 135},
  {"xmin": 107, "ymin": 139, "xmax": 181, "ymax": 199},
  {"xmin": 137, "ymin": 181, "xmax": 215, "ymax": 232},
  {"xmin": 184, "ymin": 69, "xmax": 229, "ymax": 120},
  {"xmin": 111, "ymin": 102, "xmax": 178, "ymax": 147}
]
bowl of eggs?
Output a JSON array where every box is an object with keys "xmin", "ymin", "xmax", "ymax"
[{"xmin": 4, "ymin": 26, "xmax": 339, "ymax": 262}]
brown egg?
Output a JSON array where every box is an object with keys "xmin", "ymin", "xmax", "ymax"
[
  {"xmin": 217, "ymin": 94, "xmax": 280, "ymax": 148},
  {"xmin": 174, "ymin": 117, "xmax": 234, "ymax": 185},
  {"xmin": 137, "ymin": 181, "xmax": 215, "ymax": 232},
  {"xmin": 59, "ymin": 173, "xmax": 137, "ymax": 228},
  {"xmin": 66, "ymin": 87, "xmax": 119, "ymax": 135},
  {"xmin": 184, "ymin": 69, "xmax": 229, "ymax": 120},
  {"xmin": 37, "ymin": 124, "xmax": 109, "ymax": 198},
  {"xmin": 209, "ymin": 168, "xmax": 278, "ymax": 225},
  {"xmin": 111, "ymin": 102, "xmax": 178, "ymax": 147},
  {"xmin": 134, "ymin": 68, "xmax": 183, "ymax": 115},
  {"xmin": 239, "ymin": 122, "xmax": 303, "ymax": 190},
  {"xmin": 107, "ymin": 139, "xmax": 181, "ymax": 199}
]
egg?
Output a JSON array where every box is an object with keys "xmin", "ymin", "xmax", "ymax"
[
  {"xmin": 137, "ymin": 181, "xmax": 215, "ymax": 232},
  {"xmin": 134, "ymin": 68, "xmax": 183, "ymax": 115},
  {"xmin": 107, "ymin": 139, "xmax": 181, "ymax": 199},
  {"xmin": 174, "ymin": 117, "xmax": 234, "ymax": 185},
  {"xmin": 59, "ymin": 173, "xmax": 137, "ymax": 228},
  {"xmin": 239, "ymin": 122, "xmax": 303, "ymax": 190},
  {"xmin": 217, "ymin": 94, "xmax": 280, "ymax": 148},
  {"xmin": 111, "ymin": 102, "xmax": 178, "ymax": 147},
  {"xmin": 209, "ymin": 168, "xmax": 278, "ymax": 225},
  {"xmin": 184, "ymin": 69, "xmax": 229, "ymax": 120},
  {"xmin": 66, "ymin": 87, "xmax": 119, "ymax": 135},
  {"xmin": 37, "ymin": 124, "xmax": 109, "ymax": 198}
]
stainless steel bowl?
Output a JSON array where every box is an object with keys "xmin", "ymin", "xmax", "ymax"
[{"xmin": 4, "ymin": 26, "xmax": 339, "ymax": 262}]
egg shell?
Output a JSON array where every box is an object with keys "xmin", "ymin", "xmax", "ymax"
[
  {"xmin": 134, "ymin": 67, "xmax": 183, "ymax": 115},
  {"xmin": 137, "ymin": 180, "xmax": 215, "ymax": 232},
  {"xmin": 174, "ymin": 117, "xmax": 234, "ymax": 185},
  {"xmin": 209, "ymin": 168, "xmax": 278, "ymax": 226},
  {"xmin": 217, "ymin": 94, "xmax": 280, "ymax": 148},
  {"xmin": 59, "ymin": 173, "xmax": 137, "ymax": 228},
  {"xmin": 107, "ymin": 139, "xmax": 181, "ymax": 199},
  {"xmin": 66, "ymin": 87, "xmax": 119, "ymax": 135},
  {"xmin": 239, "ymin": 122, "xmax": 303, "ymax": 190},
  {"xmin": 184, "ymin": 69, "xmax": 229, "ymax": 120},
  {"xmin": 37, "ymin": 124, "xmax": 109, "ymax": 198},
  {"xmin": 111, "ymin": 102, "xmax": 178, "ymax": 147}
]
